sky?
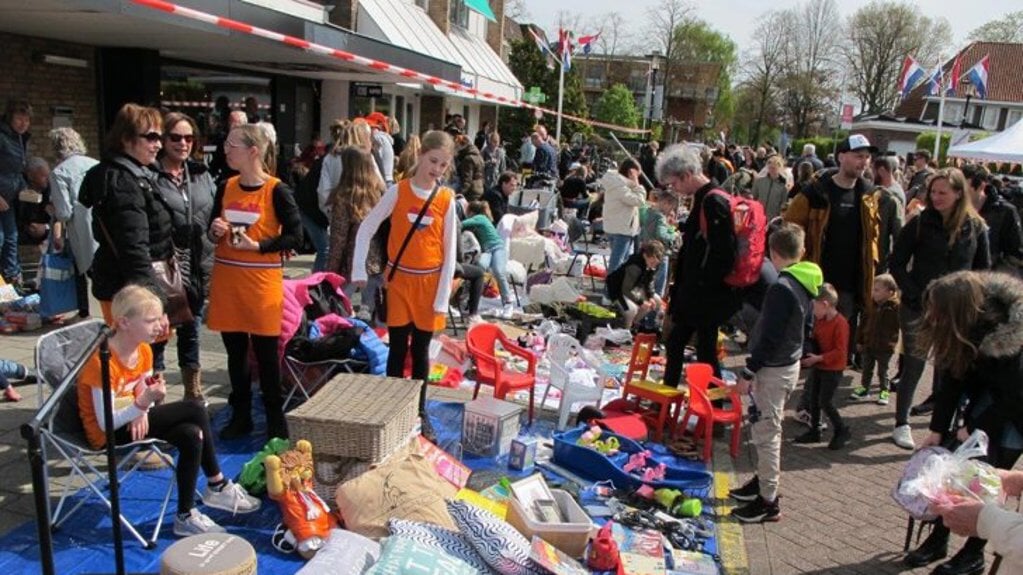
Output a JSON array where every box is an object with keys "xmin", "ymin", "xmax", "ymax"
[{"xmin": 522, "ymin": 0, "xmax": 1015, "ymax": 56}]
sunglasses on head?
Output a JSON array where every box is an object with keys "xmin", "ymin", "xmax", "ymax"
[
  {"xmin": 166, "ymin": 133, "xmax": 195, "ymax": 144},
  {"xmin": 139, "ymin": 132, "xmax": 162, "ymax": 143}
]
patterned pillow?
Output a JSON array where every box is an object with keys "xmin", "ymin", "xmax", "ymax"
[
  {"xmin": 364, "ymin": 536, "xmax": 478, "ymax": 575},
  {"xmin": 296, "ymin": 529, "xmax": 380, "ymax": 575},
  {"xmin": 445, "ymin": 499, "xmax": 544, "ymax": 575},
  {"xmin": 388, "ymin": 518, "xmax": 495, "ymax": 574}
]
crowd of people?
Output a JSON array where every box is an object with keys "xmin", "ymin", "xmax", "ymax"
[{"xmin": 2, "ymin": 94, "xmax": 1023, "ymax": 566}]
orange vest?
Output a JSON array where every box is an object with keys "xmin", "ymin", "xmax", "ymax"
[{"xmin": 386, "ymin": 180, "xmax": 452, "ymax": 275}]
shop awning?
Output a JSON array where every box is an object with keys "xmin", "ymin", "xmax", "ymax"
[
  {"xmin": 464, "ymin": 0, "xmax": 497, "ymax": 22},
  {"xmin": 358, "ymin": 0, "xmax": 521, "ymax": 103}
]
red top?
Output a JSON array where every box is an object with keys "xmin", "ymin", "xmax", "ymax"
[{"xmin": 813, "ymin": 312, "xmax": 849, "ymax": 372}]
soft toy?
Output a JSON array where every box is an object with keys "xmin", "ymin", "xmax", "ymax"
[
  {"xmin": 587, "ymin": 521, "xmax": 620, "ymax": 571},
  {"xmin": 265, "ymin": 440, "xmax": 339, "ymax": 559},
  {"xmin": 517, "ymin": 331, "xmax": 546, "ymax": 355}
]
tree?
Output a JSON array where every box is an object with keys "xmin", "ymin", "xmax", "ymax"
[
  {"xmin": 673, "ymin": 19, "xmax": 737, "ymax": 133},
  {"xmin": 968, "ymin": 10, "xmax": 1023, "ymax": 43},
  {"xmin": 843, "ymin": 1, "xmax": 951, "ymax": 114},
  {"xmin": 505, "ymin": 0, "xmax": 529, "ymax": 21},
  {"xmin": 646, "ymin": 0, "xmax": 694, "ymax": 122},
  {"xmin": 738, "ymin": 10, "xmax": 787, "ymax": 145},
  {"xmin": 498, "ymin": 37, "xmax": 590, "ymax": 146},
  {"xmin": 594, "ymin": 84, "xmax": 641, "ymax": 133},
  {"xmin": 776, "ymin": 0, "xmax": 843, "ymax": 138}
]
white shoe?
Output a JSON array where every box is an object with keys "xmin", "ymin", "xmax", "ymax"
[
  {"xmin": 501, "ymin": 304, "xmax": 518, "ymax": 319},
  {"xmin": 449, "ymin": 306, "xmax": 462, "ymax": 319},
  {"xmin": 174, "ymin": 508, "xmax": 225, "ymax": 537},
  {"xmin": 892, "ymin": 424, "xmax": 915, "ymax": 450},
  {"xmin": 203, "ymin": 479, "xmax": 262, "ymax": 515},
  {"xmin": 468, "ymin": 314, "xmax": 483, "ymax": 325}
]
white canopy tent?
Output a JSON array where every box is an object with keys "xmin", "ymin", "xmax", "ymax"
[{"xmin": 947, "ymin": 119, "xmax": 1023, "ymax": 163}]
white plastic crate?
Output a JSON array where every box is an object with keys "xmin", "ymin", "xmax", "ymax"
[{"xmin": 461, "ymin": 396, "xmax": 522, "ymax": 457}]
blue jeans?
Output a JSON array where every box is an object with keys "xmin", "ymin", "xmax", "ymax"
[
  {"xmin": 478, "ymin": 244, "xmax": 513, "ymax": 305},
  {"xmin": 0, "ymin": 359, "xmax": 27, "ymax": 389},
  {"xmin": 0, "ymin": 208, "xmax": 20, "ymax": 282},
  {"xmin": 300, "ymin": 212, "xmax": 329, "ymax": 273},
  {"xmin": 654, "ymin": 255, "xmax": 669, "ymax": 296},
  {"xmin": 607, "ymin": 233, "xmax": 637, "ymax": 274}
]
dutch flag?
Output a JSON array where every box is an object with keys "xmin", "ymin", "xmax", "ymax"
[
  {"xmin": 898, "ymin": 56, "xmax": 926, "ymax": 100},
  {"xmin": 961, "ymin": 54, "xmax": 990, "ymax": 99},
  {"xmin": 924, "ymin": 66, "xmax": 942, "ymax": 97}
]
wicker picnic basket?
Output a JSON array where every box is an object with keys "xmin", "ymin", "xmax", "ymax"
[{"xmin": 286, "ymin": 374, "xmax": 421, "ymax": 462}]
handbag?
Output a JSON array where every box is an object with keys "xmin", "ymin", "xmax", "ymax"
[
  {"xmin": 375, "ymin": 183, "xmax": 442, "ymax": 324},
  {"xmin": 97, "ymin": 217, "xmax": 195, "ymax": 327},
  {"xmin": 38, "ymin": 246, "xmax": 78, "ymax": 318}
]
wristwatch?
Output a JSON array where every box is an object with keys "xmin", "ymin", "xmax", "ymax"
[{"xmin": 741, "ymin": 368, "xmax": 756, "ymax": 380}]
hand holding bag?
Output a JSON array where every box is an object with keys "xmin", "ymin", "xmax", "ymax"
[{"xmin": 374, "ymin": 183, "xmax": 442, "ymax": 324}]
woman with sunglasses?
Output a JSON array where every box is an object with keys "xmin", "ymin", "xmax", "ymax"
[
  {"xmin": 80, "ymin": 103, "xmax": 176, "ymax": 336},
  {"xmin": 152, "ymin": 112, "xmax": 216, "ymax": 403}
]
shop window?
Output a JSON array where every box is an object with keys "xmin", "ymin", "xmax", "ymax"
[
  {"xmin": 415, "ymin": 0, "xmax": 428, "ymax": 9},
  {"xmin": 980, "ymin": 106, "xmax": 1000, "ymax": 131},
  {"xmin": 1008, "ymin": 109, "xmax": 1023, "ymax": 128},
  {"xmin": 449, "ymin": 0, "xmax": 469, "ymax": 29}
]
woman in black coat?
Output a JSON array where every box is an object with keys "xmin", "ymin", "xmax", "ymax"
[
  {"xmin": 888, "ymin": 168, "xmax": 990, "ymax": 450},
  {"xmin": 903, "ymin": 270, "xmax": 1023, "ymax": 575},
  {"xmin": 79, "ymin": 103, "xmax": 175, "ymax": 327},
  {"xmin": 153, "ymin": 111, "xmax": 216, "ymax": 402}
]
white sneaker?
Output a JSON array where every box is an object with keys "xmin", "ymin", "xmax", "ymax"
[
  {"xmin": 892, "ymin": 424, "xmax": 915, "ymax": 450},
  {"xmin": 202, "ymin": 480, "xmax": 262, "ymax": 515},
  {"xmin": 501, "ymin": 303, "xmax": 518, "ymax": 319},
  {"xmin": 468, "ymin": 314, "xmax": 483, "ymax": 325},
  {"xmin": 174, "ymin": 508, "xmax": 225, "ymax": 537},
  {"xmin": 449, "ymin": 306, "xmax": 462, "ymax": 319}
]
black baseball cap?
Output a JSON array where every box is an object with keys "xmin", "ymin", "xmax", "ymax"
[{"xmin": 836, "ymin": 134, "xmax": 878, "ymax": 155}]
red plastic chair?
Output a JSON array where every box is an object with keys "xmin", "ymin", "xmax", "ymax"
[
  {"xmin": 466, "ymin": 323, "xmax": 537, "ymax": 424},
  {"xmin": 679, "ymin": 363, "xmax": 742, "ymax": 462}
]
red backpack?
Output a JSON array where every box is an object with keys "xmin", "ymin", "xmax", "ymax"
[{"xmin": 698, "ymin": 189, "xmax": 767, "ymax": 288}]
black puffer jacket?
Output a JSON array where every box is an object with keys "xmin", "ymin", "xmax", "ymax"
[
  {"xmin": 669, "ymin": 183, "xmax": 740, "ymax": 325},
  {"xmin": 79, "ymin": 155, "xmax": 175, "ymax": 304},
  {"xmin": 154, "ymin": 159, "xmax": 216, "ymax": 304},
  {"xmin": 930, "ymin": 272, "xmax": 1023, "ymax": 440},
  {"xmin": 889, "ymin": 209, "xmax": 991, "ymax": 311},
  {"xmin": 979, "ymin": 191, "xmax": 1023, "ymax": 270}
]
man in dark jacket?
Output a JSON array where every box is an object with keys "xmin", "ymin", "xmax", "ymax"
[
  {"xmin": 606, "ymin": 240, "xmax": 664, "ymax": 328},
  {"xmin": 730, "ymin": 223, "xmax": 823, "ymax": 523},
  {"xmin": 0, "ymin": 100, "xmax": 31, "ymax": 286},
  {"xmin": 964, "ymin": 164, "xmax": 1023, "ymax": 272},
  {"xmin": 656, "ymin": 144, "xmax": 740, "ymax": 382},
  {"xmin": 530, "ymin": 132, "xmax": 557, "ymax": 177}
]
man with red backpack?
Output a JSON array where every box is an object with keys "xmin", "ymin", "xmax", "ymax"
[{"xmin": 657, "ymin": 145, "xmax": 763, "ymax": 384}]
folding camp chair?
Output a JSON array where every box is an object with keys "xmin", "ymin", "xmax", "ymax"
[
  {"xmin": 34, "ymin": 319, "xmax": 177, "ymax": 548},
  {"xmin": 282, "ymin": 354, "xmax": 368, "ymax": 409}
]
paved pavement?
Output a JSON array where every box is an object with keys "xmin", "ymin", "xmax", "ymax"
[{"xmin": 1, "ymin": 254, "xmax": 1019, "ymax": 574}]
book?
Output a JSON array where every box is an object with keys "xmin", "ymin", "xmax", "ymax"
[
  {"xmin": 417, "ymin": 436, "xmax": 472, "ymax": 489},
  {"xmin": 612, "ymin": 522, "xmax": 666, "ymax": 575},
  {"xmin": 530, "ymin": 536, "xmax": 589, "ymax": 575},
  {"xmin": 668, "ymin": 550, "xmax": 719, "ymax": 575}
]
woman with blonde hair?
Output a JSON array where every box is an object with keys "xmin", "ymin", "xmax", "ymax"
[
  {"xmin": 395, "ymin": 134, "xmax": 420, "ymax": 181},
  {"xmin": 903, "ymin": 270, "xmax": 1023, "ymax": 573},
  {"xmin": 888, "ymin": 168, "xmax": 991, "ymax": 451},
  {"xmin": 326, "ymin": 146, "xmax": 385, "ymax": 293},
  {"xmin": 207, "ymin": 123, "xmax": 303, "ymax": 440}
]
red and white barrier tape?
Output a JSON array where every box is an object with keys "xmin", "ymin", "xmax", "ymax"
[{"xmin": 131, "ymin": 0, "xmax": 649, "ymax": 135}]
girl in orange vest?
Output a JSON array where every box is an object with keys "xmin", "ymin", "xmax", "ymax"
[
  {"xmin": 207, "ymin": 124, "xmax": 303, "ymax": 440},
  {"xmin": 352, "ymin": 131, "xmax": 457, "ymax": 439}
]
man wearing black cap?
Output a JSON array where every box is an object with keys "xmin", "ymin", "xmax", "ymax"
[{"xmin": 784, "ymin": 134, "xmax": 881, "ymax": 365}]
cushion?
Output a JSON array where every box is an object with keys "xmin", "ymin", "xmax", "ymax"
[
  {"xmin": 364, "ymin": 536, "xmax": 478, "ymax": 575},
  {"xmin": 296, "ymin": 529, "xmax": 380, "ymax": 575},
  {"xmin": 446, "ymin": 500, "xmax": 543, "ymax": 575},
  {"xmin": 388, "ymin": 519, "xmax": 495, "ymax": 574},
  {"xmin": 336, "ymin": 452, "xmax": 458, "ymax": 539}
]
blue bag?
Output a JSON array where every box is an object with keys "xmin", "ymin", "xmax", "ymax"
[{"xmin": 38, "ymin": 249, "xmax": 77, "ymax": 318}]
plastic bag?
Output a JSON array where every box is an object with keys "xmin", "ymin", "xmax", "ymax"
[{"xmin": 893, "ymin": 430, "xmax": 1004, "ymax": 520}]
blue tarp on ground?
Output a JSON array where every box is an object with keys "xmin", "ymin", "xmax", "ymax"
[{"xmin": 0, "ymin": 400, "xmax": 716, "ymax": 574}]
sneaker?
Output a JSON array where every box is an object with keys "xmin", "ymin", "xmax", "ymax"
[
  {"xmin": 174, "ymin": 508, "xmax": 225, "ymax": 537},
  {"xmin": 828, "ymin": 426, "xmax": 851, "ymax": 450},
  {"xmin": 910, "ymin": 397, "xmax": 934, "ymax": 416},
  {"xmin": 731, "ymin": 495, "xmax": 780, "ymax": 523},
  {"xmin": 3, "ymin": 386, "xmax": 22, "ymax": 402},
  {"xmin": 793, "ymin": 409, "xmax": 813, "ymax": 427},
  {"xmin": 848, "ymin": 386, "xmax": 870, "ymax": 401},
  {"xmin": 500, "ymin": 303, "xmax": 518, "ymax": 319},
  {"xmin": 793, "ymin": 430, "xmax": 822, "ymax": 444},
  {"xmin": 449, "ymin": 306, "xmax": 462, "ymax": 319},
  {"xmin": 876, "ymin": 390, "xmax": 890, "ymax": 405},
  {"xmin": 203, "ymin": 480, "xmax": 261, "ymax": 515},
  {"xmin": 728, "ymin": 475, "xmax": 760, "ymax": 502},
  {"xmin": 467, "ymin": 314, "xmax": 483, "ymax": 325},
  {"xmin": 892, "ymin": 424, "xmax": 915, "ymax": 450}
]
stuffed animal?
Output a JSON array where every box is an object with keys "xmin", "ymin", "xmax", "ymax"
[
  {"xmin": 265, "ymin": 440, "xmax": 339, "ymax": 559},
  {"xmin": 517, "ymin": 331, "xmax": 546, "ymax": 355},
  {"xmin": 587, "ymin": 521, "xmax": 620, "ymax": 571}
]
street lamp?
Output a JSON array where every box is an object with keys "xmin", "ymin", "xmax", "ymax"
[
  {"xmin": 959, "ymin": 77, "xmax": 977, "ymax": 128},
  {"xmin": 645, "ymin": 51, "xmax": 662, "ymax": 132}
]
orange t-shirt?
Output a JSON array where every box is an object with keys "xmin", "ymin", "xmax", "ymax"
[
  {"xmin": 813, "ymin": 312, "xmax": 849, "ymax": 372},
  {"xmin": 77, "ymin": 343, "xmax": 154, "ymax": 449}
]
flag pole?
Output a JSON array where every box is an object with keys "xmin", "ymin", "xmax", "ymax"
[
  {"xmin": 556, "ymin": 57, "xmax": 565, "ymax": 144},
  {"xmin": 933, "ymin": 60, "xmax": 946, "ymax": 162}
]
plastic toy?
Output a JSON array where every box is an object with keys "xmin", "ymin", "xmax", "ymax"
[
  {"xmin": 623, "ymin": 450, "xmax": 651, "ymax": 474},
  {"xmin": 587, "ymin": 521, "xmax": 620, "ymax": 571},
  {"xmin": 641, "ymin": 463, "xmax": 667, "ymax": 483},
  {"xmin": 517, "ymin": 330, "xmax": 546, "ymax": 356},
  {"xmin": 576, "ymin": 425, "xmax": 620, "ymax": 456},
  {"xmin": 265, "ymin": 440, "xmax": 339, "ymax": 559}
]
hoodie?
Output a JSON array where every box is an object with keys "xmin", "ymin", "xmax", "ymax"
[{"xmin": 746, "ymin": 261, "xmax": 823, "ymax": 373}]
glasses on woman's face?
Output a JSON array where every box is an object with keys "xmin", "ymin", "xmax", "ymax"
[
  {"xmin": 139, "ymin": 132, "xmax": 162, "ymax": 143},
  {"xmin": 166, "ymin": 133, "xmax": 195, "ymax": 144}
]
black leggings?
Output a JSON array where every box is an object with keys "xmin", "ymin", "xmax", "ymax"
[
  {"xmin": 115, "ymin": 400, "xmax": 220, "ymax": 514},
  {"xmin": 387, "ymin": 323, "xmax": 432, "ymax": 412},
  {"xmin": 221, "ymin": 332, "xmax": 282, "ymax": 415},
  {"xmin": 664, "ymin": 320, "xmax": 720, "ymax": 387}
]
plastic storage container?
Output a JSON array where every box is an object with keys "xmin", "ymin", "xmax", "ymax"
[
  {"xmin": 506, "ymin": 489, "xmax": 594, "ymax": 558},
  {"xmin": 462, "ymin": 396, "xmax": 522, "ymax": 457}
]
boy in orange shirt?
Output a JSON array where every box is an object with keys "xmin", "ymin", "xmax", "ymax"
[{"xmin": 794, "ymin": 283, "xmax": 851, "ymax": 449}]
